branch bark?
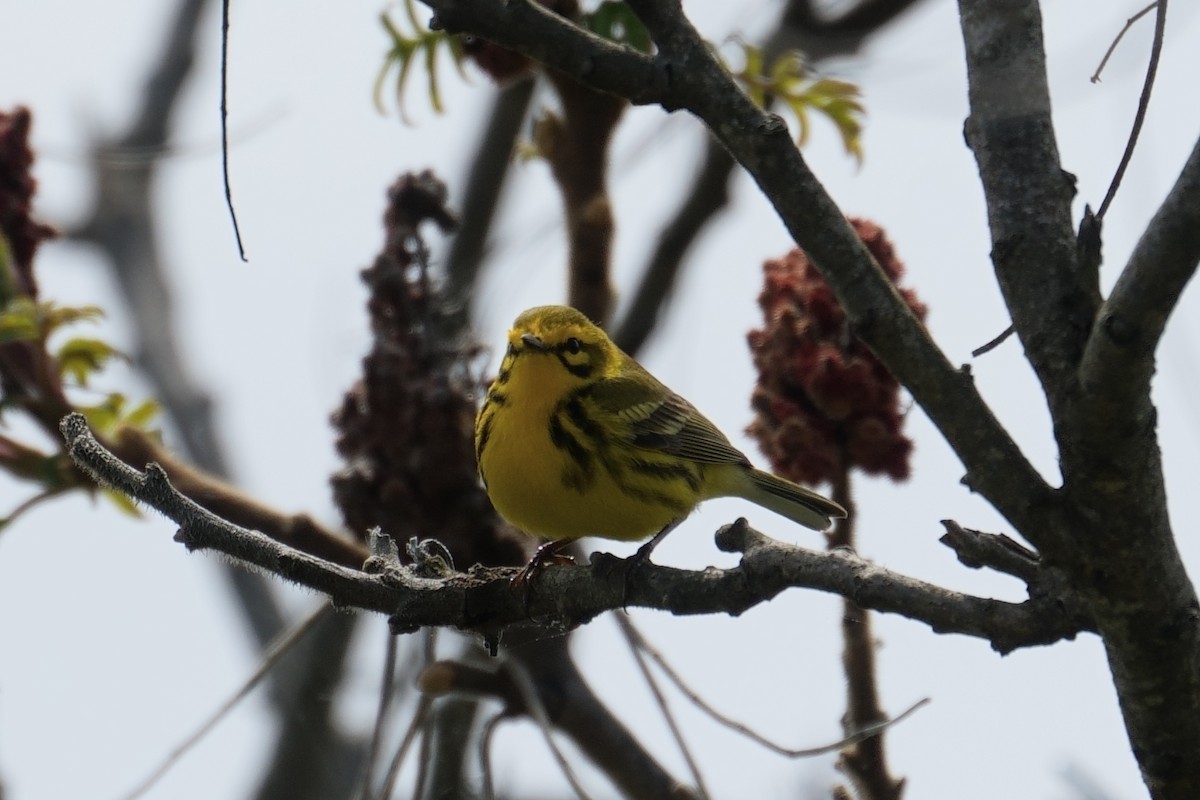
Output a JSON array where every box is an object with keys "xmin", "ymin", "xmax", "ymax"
[
  {"xmin": 62, "ymin": 413, "xmax": 1090, "ymax": 655},
  {"xmin": 957, "ymin": 0, "xmax": 1098, "ymax": 422},
  {"xmin": 1079, "ymin": 132, "xmax": 1200, "ymax": 418},
  {"xmin": 957, "ymin": 3, "xmax": 1200, "ymax": 797}
]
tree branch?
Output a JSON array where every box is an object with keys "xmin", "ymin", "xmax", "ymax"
[
  {"xmin": 612, "ymin": 136, "xmax": 733, "ymax": 355},
  {"xmin": 419, "ymin": 0, "xmax": 1056, "ymax": 550},
  {"xmin": 1095, "ymin": 0, "xmax": 1168, "ymax": 221},
  {"xmin": 1078, "ymin": 131, "xmax": 1200, "ymax": 423},
  {"xmin": 445, "ymin": 79, "xmax": 535, "ymax": 305},
  {"xmin": 957, "ymin": 0, "xmax": 1097, "ymax": 426},
  {"xmin": 62, "ymin": 413, "xmax": 1090, "ymax": 655},
  {"xmin": 612, "ymin": 0, "xmax": 930, "ymax": 356},
  {"xmin": 1058, "ymin": 129, "xmax": 1200, "ymax": 800}
]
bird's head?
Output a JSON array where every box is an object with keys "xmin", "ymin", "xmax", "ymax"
[{"xmin": 505, "ymin": 305, "xmax": 618, "ymax": 390}]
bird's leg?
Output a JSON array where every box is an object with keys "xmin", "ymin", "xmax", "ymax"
[
  {"xmin": 622, "ymin": 518, "xmax": 683, "ymax": 607},
  {"xmin": 510, "ymin": 538, "xmax": 575, "ymax": 592}
]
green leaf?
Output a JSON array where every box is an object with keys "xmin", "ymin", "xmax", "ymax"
[
  {"xmin": 722, "ymin": 41, "xmax": 866, "ymax": 164},
  {"xmin": 102, "ymin": 488, "xmax": 143, "ymax": 518},
  {"xmin": 583, "ymin": 2, "xmax": 652, "ymax": 53},
  {"xmin": 77, "ymin": 392, "xmax": 161, "ymax": 437},
  {"xmin": 42, "ymin": 303, "xmax": 105, "ymax": 335},
  {"xmin": 376, "ymin": 0, "xmax": 467, "ymax": 124},
  {"xmin": 123, "ymin": 398, "xmax": 161, "ymax": 430},
  {"xmin": 79, "ymin": 393, "xmax": 126, "ymax": 434},
  {"xmin": 0, "ymin": 299, "xmax": 105, "ymax": 344},
  {"xmin": 0, "ymin": 298, "xmax": 39, "ymax": 343},
  {"xmin": 57, "ymin": 337, "xmax": 124, "ymax": 386}
]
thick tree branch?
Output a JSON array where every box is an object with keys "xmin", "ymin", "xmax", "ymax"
[
  {"xmin": 445, "ymin": 79, "xmax": 535, "ymax": 305},
  {"xmin": 62, "ymin": 414, "xmax": 1090, "ymax": 655},
  {"xmin": 420, "ymin": 0, "xmax": 1056, "ymax": 550},
  {"xmin": 612, "ymin": 0, "xmax": 931, "ymax": 356},
  {"xmin": 960, "ymin": 5, "xmax": 1200, "ymax": 796},
  {"xmin": 1056, "ymin": 132, "xmax": 1200, "ymax": 800},
  {"xmin": 1078, "ymin": 132, "xmax": 1200, "ymax": 420},
  {"xmin": 612, "ymin": 137, "xmax": 733, "ymax": 355},
  {"xmin": 957, "ymin": 0, "xmax": 1096, "ymax": 417},
  {"xmin": 112, "ymin": 426, "xmax": 368, "ymax": 569}
]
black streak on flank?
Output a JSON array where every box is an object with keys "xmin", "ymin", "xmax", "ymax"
[
  {"xmin": 549, "ymin": 413, "xmax": 593, "ymax": 489},
  {"xmin": 619, "ymin": 481, "xmax": 690, "ymax": 516},
  {"xmin": 564, "ymin": 396, "xmax": 606, "ymax": 447},
  {"xmin": 475, "ymin": 413, "xmax": 493, "ymax": 465},
  {"xmin": 629, "ymin": 457, "xmax": 702, "ymax": 493}
]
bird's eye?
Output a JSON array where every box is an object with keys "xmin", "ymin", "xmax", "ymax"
[{"xmin": 565, "ymin": 337, "xmax": 582, "ymax": 354}]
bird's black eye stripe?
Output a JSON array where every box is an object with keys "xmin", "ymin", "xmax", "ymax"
[{"xmin": 551, "ymin": 336, "xmax": 592, "ymax": 377}]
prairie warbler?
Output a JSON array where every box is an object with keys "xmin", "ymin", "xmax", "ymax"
[{"xmin": 475, "ymin": 306, "xmax": 846, "ymax": 557}]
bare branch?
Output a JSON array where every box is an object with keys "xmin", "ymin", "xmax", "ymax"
[
  {"xmin": 419, "ymin": 0, "xmax": 1055, "ymax": 549},
  {"xmin": 1090, "ymin": 1, "xmax": 1158, "ymax": 84},
  {"xmin": 423, "ymin": 635, "xmax": 695, "ymax": 800},
  {"xmin": 445, "ymin": 79, "xmax": 536, "ymax": 304},
  {"xmin": 355, "ymin": 628, "xmax": 401, "ymax": 800},
  {"xmin": 379, "ymin": 695, "xmax": 434, "ymax": 799},
  {"xmin": 119, "ymin": 605, "xmax": 331, "ymax": 800},
  {"xmin": 618, "ymin": 616, "xmax": 929, "ymax": 759},
  {"xmin": 61, "ymin": 414, "xmax": 1090, "ymax": 653},
  {"xmin": 957, "ymin": 0, "xmax": 1096, "ymax": 418},
  {"xmin": 219, "ymin": 0, "xmax": 248, "ymax": 260},
  {"xmin": 825, "ymin": 476, "xmax": 901, "ymax": 800},
  {"xmin": 612, "ymin": 138, "xmax": 733, "ymax": 355},
  {"xmin": 1096, "ymin": 0, "xmax": 1168, "ymax": 220},
  {"xmin": 112, "ymin": 425, "xmax": 368, "ymax": 569},
  {"xmin": 612, "ymin": 0, "xmax": 931, "ymax": 357},
  {"xmin": 503, "ymin": 658, "xmax": 596, "ymax": 800},
  {"xmin": 970, "ymin": 323, "xmax": 1015, "ymax": 358},
  {"xmin": 1079, "ymin": 132, "xmax": 1200, "ymax": 420},
  {"xmin": 615, "ymin": 616, "xmax": 711, "ymax": 799},
  {"xmin": 939, "ymin": 520, "xmax": 1040, "ymax": 583}
]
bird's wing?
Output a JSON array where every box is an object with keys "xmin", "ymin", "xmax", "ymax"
[{"xmin": 588, "ymin": 370, "xmax": 750, "ymax": 466}]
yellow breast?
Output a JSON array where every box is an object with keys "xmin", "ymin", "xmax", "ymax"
[{"xmin": 477, "ymin": 357, "xmax": 694, "ymax": 542}]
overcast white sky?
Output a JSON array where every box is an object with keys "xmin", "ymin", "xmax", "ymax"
[{"xmin": 2, "ymin": 1, "xmax": 1200, "ymax": 798}]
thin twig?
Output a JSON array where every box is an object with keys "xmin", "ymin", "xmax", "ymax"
[
  {"xmin": 1096, "ymin": 0, "xmax": 1168, "ymax": 220},
  {"xmin": 619, "ymin": 616, "xmax": 929, "ymax": 758},
  {"xmin": 220, "ymin": 0, "xmax": 248, "ymax": 260},
  {"xmin": 828, "ymin": 470, "xmax": 901, "ymax": 799},
  {"xmin": 1091, "ymin": 2, "xmax": 1158, "ymax": 83},
  {"xmin": 478, "ymin": 711, "xmax": 506, "ymax": 800},
  {"xmin": 614, "ymin": 615, "xmax": 711, "ymax": 800},
  {"xmin": 502, "ymin": 658, "xmax": 595, "ymax": 800},
  {"xmin": 971, "ymin": 323, "xmax": 1015, "ymax": 357},
  {"xmin": 117, "ymin": 604, "xmax": 331, "ymax": 800},
  {"xmin": 377, "ymin": 694, "xmax": 434, "ymax": 800},
  {"xmin": 411, "ymin": 628, "xmax": 439, "ymax": 799},
  {"xmin": 353, "ymin": 627, "xmax": 401, "ymax": 800}
]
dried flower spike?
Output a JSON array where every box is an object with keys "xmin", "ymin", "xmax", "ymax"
[{"xmin": 748, "ymin": 219, "xmax": 926, "ymax": 486}]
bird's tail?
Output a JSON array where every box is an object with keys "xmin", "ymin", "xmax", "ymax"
[{"xmin": 741, "ymin": 468, "xmax": 846, "ymax": 532}]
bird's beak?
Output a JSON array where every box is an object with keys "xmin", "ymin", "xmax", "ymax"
[{"xmin": 520, "ymin": 333, "xmax": 549, "ymax": 352}]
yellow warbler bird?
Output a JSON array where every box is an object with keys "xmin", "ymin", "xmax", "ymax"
[{"xmin": 475, "ymin": 306, "xmax": 846, "ymax": 559}]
